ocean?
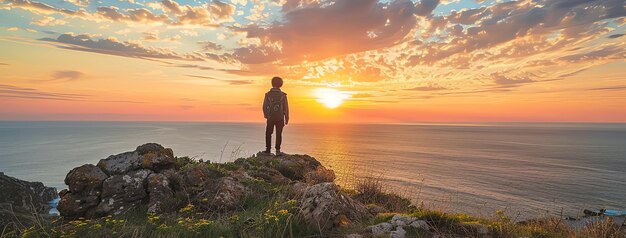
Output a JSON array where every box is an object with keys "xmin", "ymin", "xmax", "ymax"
[{"xmin": 1, "ymin": 121, "xmax": 624, "ymax": 219}]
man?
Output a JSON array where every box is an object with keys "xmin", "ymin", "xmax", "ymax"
[{"xmin": 263, "ymin": 76, "xmax": 289, "ymax": 155}]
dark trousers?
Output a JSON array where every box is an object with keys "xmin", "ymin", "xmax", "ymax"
[{"xmin": 265, "ymin": 119, "xmax": 285, "ymax": 151}]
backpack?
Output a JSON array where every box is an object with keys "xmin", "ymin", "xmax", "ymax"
[{"xmin": 267, "ymin": 91, "xmax": 285, "ymax": 121}]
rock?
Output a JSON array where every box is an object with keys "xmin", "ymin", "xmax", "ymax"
[
  {"xmin": 137, "ymin": 145, "xmax": 175, "ymax": 172},
  {"xmin": 96, "ymin": 169, "xmax": 151, "ymax": 215},
  {"xmin": 179, "ymin": 163, "xmax": 223, "ymax": 195},
  {"xmin": 97, "ymin": 143, "xmax": 175, "ymax": 176},
  {"xmin": 391, "ymin": 214, "xmax": 417, "ymax": 227},
  {"xmin": 147, "ymin": 173, "xmax": 174, "ymax": 213},
  {"xmin": 58, "ymin": 164, "xmax": 108, "ymax": 218},
  {"xmin": 64, "ymin": 164, "xmax": 108, "ymax": 194},
  {"xmin": 410, "ymin": 220, "xmax": 430, "ymax": 230},
  {"xmin": 136, "ymin": 143, "xmax": 166, "ymax": 155},
  {"xmin": 248, "ymin": 167, "xmax": 290, "ymax": 185},
  {"xmin": 97, "ymin": 151, "xmax": 142, "ymax": 176},
  {"xmin": 277, "ymin": 154, "xmax": 321, "ymax": 181},
  {"xmin": 290, "ymin": 181, "xmax": 309, "ymax": 198},
  {"xmin": 370, "ymin": 222, "xmax": 393, "ymax": 236},
  {"xmin": 0, "ymin": 172, "xmax": 57, "ymax": 228},
  {"xmin": 390, "ymin": 226, "xmax": 406, "ymax": 238},
  {"xmin": 300, "ymin": 182, "xmax": 371, "ymax": 231},
  {"xmin": 57, "ymin": 191, "xmax": 100, "ymax": 218},
  {"xmin": 209, "ymin": 177, "xmax": 250, "ymax": 209}
]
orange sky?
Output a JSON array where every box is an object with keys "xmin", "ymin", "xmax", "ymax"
[{"xmin": 1, "ymin": 0, "xmax": 625, "ymax": 123}]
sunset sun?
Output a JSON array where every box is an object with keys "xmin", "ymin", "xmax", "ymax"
[{"xmin": 314, "ymin": 88, "xmax": 350, "ymax": 109}]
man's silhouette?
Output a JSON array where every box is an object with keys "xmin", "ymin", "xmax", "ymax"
[{"xmin": 263, "ymin": 77, "xmax": 289, "ymax": 155}]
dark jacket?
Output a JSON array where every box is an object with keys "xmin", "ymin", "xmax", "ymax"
[{"xmin": 263, "ymin": 88, "xmax": 289, "ymax": 122}]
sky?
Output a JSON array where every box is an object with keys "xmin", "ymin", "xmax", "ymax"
[{"xmin": 0, "ymin": 0, "xmax": 625, "ymax": 123}]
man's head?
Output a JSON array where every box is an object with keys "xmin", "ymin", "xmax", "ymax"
[{"xmin": 271, "ymin": 77, "xmax": 283, "ymax": 88}]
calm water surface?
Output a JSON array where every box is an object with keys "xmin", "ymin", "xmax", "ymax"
[{"xmin": 1, "ymin": 121, "xmax": 624, "ymax": 218}]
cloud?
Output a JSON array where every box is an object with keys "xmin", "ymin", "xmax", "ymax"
[
  {"xmin": 0, "ymin": 63, "xmax": 8, "ymax": 66},
  {"xmin": 558, "ymin": 45, "xmax": 626, "ymax": 62},
  {"xmin": 558, "ymin": 68, "xmax": 590, "ymax": 78},
  {"xmin": 407, "ymin": 0, "xmax": 626, "ymax": 66},
  {"xmin": 31, "ymin": 16, "xmax": 66, "ymax": 26},
  {"xmin": 142, "ymin": 31, "xmax": 159, "ymax": 41},
  {"xmin": 491, "ymin": 73, "xmax": 534, "ymax": 86},
  {"xmin": 407, "ymin": 84, "xmax": 447, "ymax": 91},
  {"xmin": 587, "ymin": 85, "xmax": 626, "ymax": 91},
  {"xmin": 607, "ymin": 33, "xmax": 624, "ymax": 39},
  {"xmin": 4, "ymin": 0, "xmax": 235, "ymax": 27},
  {"xmin": 230, "ymin": 0, "xmax": 418, "ymax": 64},
  {"xmin": 414, "ymin": 0, "xmax": 440, "ymax": 16},
  {"xmin": 161, "ymin": 0, "xmax": 235, "ymax": 26},
  {"xmin": 0, "ymin": 84, "xmax": 87, "ymax": 101},
  {"xmin": 198, "ymin": 41, "xmax": 223, "ymax": 51},
  {"xmin": 40, "ymin": 33, "xmax": 203, "ymax": 61},
  {"xmin": 50, "ymin": 70, "xmax": 84, "ymax": 81},
  {"xmin": 185, "ymin": 74, "xmax": 252, "ymax": 85}
]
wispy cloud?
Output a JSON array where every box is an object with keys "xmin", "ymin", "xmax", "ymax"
[
  {"xmin": 40, "ymin": 33, "xmax": 203, "ymax": 61},
  {"xmin": 587, "ymin": 86, "xmax": 626, "ymax": 91},
  {"xmin": 185, "ymin": 74, "xmax": 252, "ymax": 85},
  {"xmin": 49, "ymin": 70, "xmax": 84, "ymax": 81},
  {"xmin": 0, "ymin": 84, "xmax": 87, "ymax": 101},
  {"xmin": 407, "ymin": 84, "xmax": 448, "ymax": 91}
]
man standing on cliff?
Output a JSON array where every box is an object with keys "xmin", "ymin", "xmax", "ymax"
[{"xmin": 263, "ymin": 76, "xmax": 289, "ymax": 155}]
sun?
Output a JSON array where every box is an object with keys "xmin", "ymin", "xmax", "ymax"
[{"xmin": 314, "ymin": 88, "xmax": 350, "ymax": 109}]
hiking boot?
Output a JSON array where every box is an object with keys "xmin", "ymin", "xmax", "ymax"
[{"xmin": 275, "ymin": 150, "xmax": 285, "ymax": 156}]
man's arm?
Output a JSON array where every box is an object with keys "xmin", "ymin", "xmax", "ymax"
[
  {"xmin": 262, "ymin": 93, "xmax": 269, "ymax": 119},
  {"xmin": 283, "ymin": 94, "xmax": 289, "ymax": 124}
]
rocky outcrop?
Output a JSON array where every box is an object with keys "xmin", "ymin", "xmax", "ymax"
[
  {"xmin": 59, "ymin": 143, "xmax": 178, "ymax": 218},
  {"xmin": 277, "ymin": 154, "xmax": 321, "ymax": 180},
  {"xmin": 96, "ymin": 143, "xmax": 174, "ymax": 176},
  {"xmin": 0, "ymin": 172, "xmax": 57, "ymax": 229},
  {"xmin": 58, "ymin": 143, "xmax": 343, "ymax": 222},
  {"xmin": 299, "ymin": 182, "xmax": 372, "ymax": 230}
]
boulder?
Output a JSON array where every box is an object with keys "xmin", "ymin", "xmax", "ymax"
[
  {"xmin": 197, "ymin": 177, "xmax": 250, "ymax": 210},
  {"xmin": 248, "ymin": 167, "xmax": 290, "ymax": 185},
  {"xmin": 390, "ymin": 226, "xmax": 406, "ymax": 238},
  {"xmin": 97, "ymin": 143, "xmax": 175, "ymax": 175},
  {"xmin": 370, "ymin": 222, "xmax": 393, "ymax": 236},
  {"xmin": 97, "ymin": 151, "xmax": 142, "ymax": 176},
  {"xmin": 391, "ymin": 214, "xmax": 417, "ymax": 227},
  {"xmin": 290, "ymin": 181, "xmax": 309, "ymax": 198},
  {"xmin": 277, "ymin": 154, "xmax": 321, "ymax": 181},
  {"xmin": 179, "ymin": 163, "xmax": 223, "ymax": 195},
  {"xmin": 57, "ymin": 190, "xmax": 100, "ymax": 218},
  {"xmin": 410, "ymin": 220, "xmax": 430, "ymax": 230},
  {"xmin": 137, "ymin": 144, "xmax": 175, "ymax": 172},
  {"xmin": 96, "ymin": 169, "xmax": 151, "ymax": 215},
  {"xmin": 147, "ymin": 173, "xmax": 174, "ymax": 214},
  {"xmin": 64, "ymin": 164, "xmax": 108, "ymax": 194},
  {"xmin": 136, "ymin": 143, "xmax": 166, "ymax": 155},
  {"xmin": 58, "ymin": 164, "xmax": 108, "ymax": 218},
  {"xmin": 299, "ymin": 182, "xmax": 371, "ymax": 231},
  {"xmin": 0, "ymin": 172, "xmax": 57, "ymax": 228}
]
